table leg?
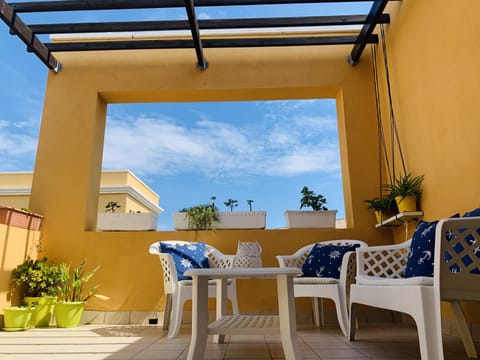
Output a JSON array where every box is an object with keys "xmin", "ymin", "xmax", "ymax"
[
  {"xmin": 213, "ymin": 278, "xmax": 228, "ymax": 344},
  {"xmin": 277, "ymin": 274, "xmax": 302, "ymax": 360},
  {"xmin": 187, "ymin": 276, "xmax": 209, "ymax": 360}
]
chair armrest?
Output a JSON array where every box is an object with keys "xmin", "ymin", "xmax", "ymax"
[
  {"xmin": 356, "ymin": 240, "xmax": 411, "ymax": 278},
  {"xmin": 276, "ymin": 255, "xmax": 303, "ymax": 268}
]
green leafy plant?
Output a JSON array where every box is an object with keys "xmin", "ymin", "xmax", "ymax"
[
  {"xmin": 384, "ymin": 173, "xmax": 424, "ymax": 200},
  {"xmin": 299, "ymin": 186, "xmax": 328, "ymax": 211},
  {"xmin": 11, "ymin": 257, "xmax": 63, "ymax": 298},
  {"xmin": 181, "ymin": 197, "xmax": 219, "ymax": 230},
  {"xmin": 58, "ymin": 260, "xmax": 100, "ymax": 302},
  {"xmin": 364, "ymin": 195, "xmax": 397, "ymax": 213},
  {"xmin": 224, "ymin": 198, "xmax": 238, "ymax": 212},
  {"xmin": 105, "ymin": 201, "xmax": 121, "ymax": 213}
]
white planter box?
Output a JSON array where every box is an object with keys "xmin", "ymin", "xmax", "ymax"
[
  {"xmin": 97, "ymin": 213, "xmax": 158, "ymax": 231},
  {"xmin": 284, "ymin": 210, "xmax": 337, "ymax": 228},
  {"xmin": 173, "ymin": 211, "xmax": 266, "ymax": 230}
]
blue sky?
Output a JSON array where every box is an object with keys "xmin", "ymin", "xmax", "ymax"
[{"xmin": 0, "ymin": 2, "xmax": 373, "ymax": 229}]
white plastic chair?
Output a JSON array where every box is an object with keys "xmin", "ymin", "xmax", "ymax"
[
  {"xmin": 349, "ymin": 216, "xmax": 480, "ymax": 359},
  {"xmin": 149, "ymin": 240, "xmax": 240, "ymax": 339},
  {"xmin": 276, "ymin": 239, "xmax": 368, "ymax": 337}
]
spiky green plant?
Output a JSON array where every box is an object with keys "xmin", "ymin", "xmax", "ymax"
[
  {"xmin": 299, "ymin": 186, "xmax": 328, "ymax": 211},
  {"xmin": 58, "ymin": 260, "xmax": 100, "ymax": 302},
  {"xmin": 384, "ymin": 173, "xmax": 424, "ymax": 200}
]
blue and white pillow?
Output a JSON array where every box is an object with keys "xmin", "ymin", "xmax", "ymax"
[
  {"xmin": 463, "ymin": 208, "xmax": 480, "ymax": 218},
  {"xmin": 405, "ymin": 220, "xmax": 438, "ymax": 278},
  {"xmin": 159, "ymin": 242, "xmax": 210, "ymax": 280},
  {"xmin": 301, "ymin": 244, "xmax": 361, "ymax": 279}
]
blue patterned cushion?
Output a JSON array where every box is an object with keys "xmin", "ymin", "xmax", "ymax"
[
  {"xmin": 405, "ymin": 214, "xmax": 460, "ymax": 278},
  {"xmin": 405, "ymin": 220, "xmax": 438, "ymax": 278},
  {"xmin": 463, "ymin": 208, "xmax": 480, "ymax": 217},
  {"xmin": 159, "ymin": 242, "xmax": 210, "ymax": 280},
  {"xmin": 301, "ymin": 244, "xmax": 361, "ymax": 279}
]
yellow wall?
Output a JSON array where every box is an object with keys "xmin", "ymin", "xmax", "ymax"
[
  {"xmin": 382, "ymin": 0, "xmax": 480, "ymax": 320},
  {"xmin": 28, "ymin": 38, "xmax": 392, "ymax": 314}
]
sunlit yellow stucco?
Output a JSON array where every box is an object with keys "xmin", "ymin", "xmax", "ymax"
[{"xmin": 4, "ymin": 0, "xmax": 475, "ymax": 331}]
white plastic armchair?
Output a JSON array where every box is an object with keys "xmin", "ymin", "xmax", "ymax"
[
  {"xmin": 276, "ymin": 239, "xmax": 368, "ymax": 337},
  {"xmin": 149, "ymin": 240, "xmax": 240, "ymax": 339},
  {"xmin": 350, "ymin": 217, "xmax": 480, "ymax": 359}
]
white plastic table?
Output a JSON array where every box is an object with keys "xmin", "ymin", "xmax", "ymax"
[{"xmin": 184, "ymin": 267, "xmax": 303, "ymax": 360}]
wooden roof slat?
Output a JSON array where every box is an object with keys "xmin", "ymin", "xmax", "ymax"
[
  {"xmin": 0, "ymin": 0, "xmax": 61, "ymax": 71},
  {"xmin": 348, "ymin": 0, "xmax": 389, "ymax": 65},
  {"xmin": 45, "ymin": 34, "xmax": 378, "ymax": 52},
  {"xmin": 29, "ymin": 14, "xmax": 390, "ymax": 34},
  {"xmin": 11, "ymin": 0, "xmax": 396, "ymax": 13}
]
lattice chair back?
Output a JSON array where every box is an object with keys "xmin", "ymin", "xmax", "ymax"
[
  {"xmin": 233, "ymin": 241, "xmax": 262, "ymax": 268},
  {"xmin": 436, "ymin": 216, "xmax": 480, "ymax": 301},
  {"xmin": 356, "ymin": 240, "xmax": 411, "ymax": 279}
]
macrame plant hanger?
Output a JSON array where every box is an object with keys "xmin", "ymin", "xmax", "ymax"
[{"xmin": 371, "ymin": 24, "xmax": 407, "ymax": 223}]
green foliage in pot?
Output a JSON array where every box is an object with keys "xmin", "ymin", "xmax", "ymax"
[
  {"xmin": 364, "ymin": 194, "xmax": 397, "ymax": 213},
  {"xmin": 181, "ymin": 197, "xmax": 219, "ymax": 230},
  {"xmin": 58, "ymin": 260, "xmax": 100, "ymax": 302},
  {"xmin": 11, "ymin": 257, "xmax": 64, "ymax": 299},
  {"xmin": 299, "ymin": 186, "xmax": 328, "ymax": 211},
  {"xmin": 384, "ymin": 173, "xmax": 424, "ymax": 200}
]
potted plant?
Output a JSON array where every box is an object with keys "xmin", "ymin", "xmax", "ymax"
[
  {"xmin": 0, "ymin": 206, "xmax": 43, "ymax": 231},
  {"xmin": 173, "ymin": 197, "xmax": 220, "ymax": 230},
  {"xmin": 285, "ymin": 186, "xmax": 337, "ymax": 228},
  {"xmin": 364, "ymin": 194, "xmax": 397, "ymax": 223},
  {"xmin": 54, "ymin": 259, "xmax": 100, "ymax": 328},
  {"xmin": 11, "ymin": 257, "xmax": 63, "ymax": 327},
  {"xmin": 97, "ymin": 201, "xmax": 158, "ymax": 231},
  {"xmin": 217, "ymin": 198, "xmax": 266, "ymax": 229},
  {"xmin": 384, "ymin": 173, "xmax": 424, "ymax": 212}
]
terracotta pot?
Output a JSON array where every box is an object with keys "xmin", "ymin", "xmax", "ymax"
[{"xmin": 0, "ymin": 207, "xmax": 43, "ymax": 230}]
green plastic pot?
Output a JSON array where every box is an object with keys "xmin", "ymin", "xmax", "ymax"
[
  {"xmin": 24, "ymin": 296, "xmax": 56, "ymax": 327},
  {"xmin": 54, "ymin": 301, "xmax": 85, "ymax": 328},
  {"xmin": 3, "ymin": 306, "xmax": 33, "ymax": 330}
]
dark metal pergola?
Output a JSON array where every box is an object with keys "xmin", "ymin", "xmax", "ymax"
[{"xmin": 0, "ymin": 0, "xmax": 398, "ymax": 73}]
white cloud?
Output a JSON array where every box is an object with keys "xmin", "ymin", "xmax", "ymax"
[{"xmin": 103, "ymin": 106, "xmax": 341, "ymax": 180}]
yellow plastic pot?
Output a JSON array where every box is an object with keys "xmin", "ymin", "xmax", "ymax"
[
  {"xmin": 3, "ymin": 306, "xmax": 33, "ymax": 330},
  {"xmin": 395, "ymin": 195, "xmax": 417, "ymax": 213}
]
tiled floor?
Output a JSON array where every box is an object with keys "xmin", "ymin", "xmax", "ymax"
[{"xmin": 0, "ymin": 323, "xmax": 477, "ymax": 359}]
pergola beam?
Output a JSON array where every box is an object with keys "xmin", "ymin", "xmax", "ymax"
[
  {"xmin": 29, "ymin": 14, "xmax": 390, "ymax": 34},
  {"xmin": 184, "ymin": 0, "xmax": 207, "ymax": 70},
  {"xmin": 0, "ymin": 0, "xmax": 61, "ymax": 71},
  {"xmin": 348, "ymin": 0, "xmax": 390, "ymax": 65},
  {"xmin": 11, "ymin": 0, "xmax": 397, "ymax": 13},
  {"xmin": 45, "ymin": 34, "xmax": 378, "ymax": 52}
]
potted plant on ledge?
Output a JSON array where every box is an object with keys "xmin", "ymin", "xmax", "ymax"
[
  {"xmin": 384, "ymin": 173, "xmax": 424, "ymax": 213},
  {"xmin": 364, "ymin": 194, "xmax": 397, "ymax": 224},
  {"xmin": 217, "ymin": 198, "xmax": 266, "ymax": 230},
  {"xmin": 285, "ymin": 186, "xmax": 337, "ymax": 228},
  {"xmin": 97, "ymin": 201, "xmax": 158, "ymax": 231},
  {"xmin": 54, "ymin": 259, "xmax": 100, "ymax": 328}
]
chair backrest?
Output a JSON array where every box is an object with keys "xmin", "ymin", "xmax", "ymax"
[
  {"xmin": 356, "ymin": 240, "xmax": 411, "ymax": 278},
  {"xmin": 435, "ymin": 216, "xmax": 480, "ymax": 301},
  {"xmin": 286, "ymin": 239, "xmax": 368, "ymax": 268},
  {"xmin": 149, "ymin": 241, "xmax": 235, "ymax": 294}
]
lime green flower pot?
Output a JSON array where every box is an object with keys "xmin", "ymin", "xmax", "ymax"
[
  {"xmin": 24, "ymin": 296, "xmax": 56, "ymax": 327},
  {"xmin": 3, "ymin": 306, "xmax": 32, "ymax": 330},
  {"xmin": 54, "ymin": 301, "xmax": 85, "ymax": 328}
]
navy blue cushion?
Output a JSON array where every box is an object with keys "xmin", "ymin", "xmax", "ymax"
[
  {"xmin": 463, "ymin": 208, "xmax": 480, "ymax": 217},
  {"xmin": 159, "ymin": 242, "xmax": 210, "ymax": 280},
  {"xmin": 406, "ymin": 214, "xmax": 460, "ymax": 278},
  {"xmin": 405, "ymin": 220, "xmax": 438, "ymax": 278},
  {"xmin": 301, "ymin": 244, "xmax": 361, "ymax": 279}
]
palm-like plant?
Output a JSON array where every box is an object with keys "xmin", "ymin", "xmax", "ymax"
[
  {"xmin": 58, "ymin": 260, "xmax": 100, "ymax": 302},
  {"xmin": 384, "ymin": 173, "xmax": 424, "ymax": 200}
]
